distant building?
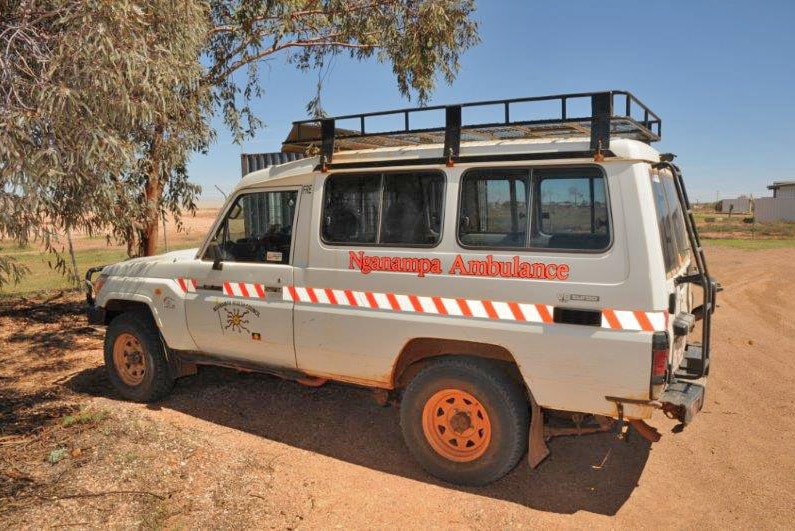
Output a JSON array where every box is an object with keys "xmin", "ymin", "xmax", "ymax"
[
  {"xmin": 755, "ymin": 181, "xmax": 795, "ymax": 222},
  {"xmin": 767, "ymin": 181, "xmax": 795, "ymax": 199},
  {"xmin": 718, "ymin": 196, "xmax": 751, "ymax": 214}
]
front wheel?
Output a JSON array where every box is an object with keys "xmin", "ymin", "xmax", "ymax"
[
  {"xmin": 400, "ymin": 357, "xmax": 529, "ymax": 486},
  {"xmin": 104, "ymin": 310, "xmax": 174, "ymax": 402}
]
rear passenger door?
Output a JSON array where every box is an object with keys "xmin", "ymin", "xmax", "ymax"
[
  {"xmin": 293, "ymin": 171, "xmax": 445, "ymax": 383},
  {"xmin": 184, "ymin": 188, "xmax": 299, "ymax": 368}
]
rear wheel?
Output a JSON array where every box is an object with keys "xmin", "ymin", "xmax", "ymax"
[
  {"xmin": 400, "ymin": 357, "xmax": 529, "ymax": 486},
  {"xmin": 104, "ymin": 311, "xmax": 174, "ymax": 402}
]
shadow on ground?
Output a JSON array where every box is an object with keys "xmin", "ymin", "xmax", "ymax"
[
  {"xmin": 1, "ymin": 296, "xmax": 98, "ymax": 359},
  {"xmin": 66, "ymin": 364, "xmax": 651, "ymax": 516},
  {"xmin": 0, "ymin": 295, "xmax": 97, "ymax": 435}
]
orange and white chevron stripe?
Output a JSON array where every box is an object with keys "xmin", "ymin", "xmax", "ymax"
[
  {"xmin": 176, "ymin": 277, "xmax": 197, "ymax": 293},
  {"xmin": 175, "ymin": 278, "xmax": 667, "ymax": 332}
]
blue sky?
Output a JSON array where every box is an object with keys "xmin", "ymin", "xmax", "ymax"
[{"xmin": 189, "ymin": 0, "xmax": 795, "ymax": 205}]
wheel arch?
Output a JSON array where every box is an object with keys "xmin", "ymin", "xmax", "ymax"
[
  {"xmin": 104, "ymin": 298, "xmax": 156, "ymax": 326},
  {"xmin": 391, "ymin": 337, "xmax": 527, "ymax": 392}
]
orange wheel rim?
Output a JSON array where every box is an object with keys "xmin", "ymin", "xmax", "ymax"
[
  {"xmin": 113, "ymin": 333, "xmax": 147, "ymax": 386},
  {"xmin": 421, "ymin": 388, "xmax": 491, "ymax": 462}
]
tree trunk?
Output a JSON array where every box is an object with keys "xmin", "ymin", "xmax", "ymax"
[
  {"xmin": 140, "ymin": 126, "xmax": 164, "ymax": 256},
  {"xmin": 141, "ymin": 175, "xmax": 161, "ymax": 256}
]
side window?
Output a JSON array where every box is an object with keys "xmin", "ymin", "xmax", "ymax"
[
  {"xmin": 207, "ymin": 190, "xmax": 297, "ymax": 264},
  {"xmin": 322, "ymin": 174, "xmax": 380, "ymax": 244},
  {"xmin": 458, "ymin": 166, "xmax": 610, "ymax": 252},
  {"xmin": 533, "ymin": 169, "xmax": 610, "ymax": 250},
  {"xmin": 322, "ymin": 172, "xmax": 444, "ymax": 246},
  {"xmin": 651, "ymin": 170, "xmax": 690, "ymax": 274},
  {"xmin": 459, "ymin": 170, "xmax": 529, "ymax": 248},
  {"xmin": 661, "ymin": 174, "xmax": 690, "ymax": 266}
]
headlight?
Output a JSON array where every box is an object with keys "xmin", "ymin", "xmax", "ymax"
[{"xmin": 93, "ymin": 274, "xmax": 108, "ymax": 298}]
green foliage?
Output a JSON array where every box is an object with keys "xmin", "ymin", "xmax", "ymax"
[
  {"xmin": 1, "ymin": 0, "xmax": 479, "ymax": 285},
  {"xmin": 1, "ymin": 0, "xmax": 210, "ymax": 283},
  {"xmin": 206, "ymin": 1, "xmax": 480, "ymax": 140},
  {"xmin": 47, "ymin": 447, "xmax": 67, "ymax": 464},
  {"xmin": 62, "ymin": 408, "xmax": 109, "ymax": 427},
  {"xmin": 704, "ymin": 239, "xmax": 795, "ymax": 250}
]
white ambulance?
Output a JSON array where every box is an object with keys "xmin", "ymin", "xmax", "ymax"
[{"xmin": 86, "ymin": 91, "xmax": 716, "ymax": 486}]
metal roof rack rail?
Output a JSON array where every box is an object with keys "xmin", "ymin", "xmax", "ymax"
[{"xmin": 282, "ymin": 90, "xmax": 661, "ymax": 165}]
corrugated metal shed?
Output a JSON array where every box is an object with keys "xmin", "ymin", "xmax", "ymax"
[
  {"xmin": 240, "ymin": 152, "xmax": 306, "ymax": 177},
  {"xmin": 719, "ymin": 197, "xmax": 751, "ymax": 213},
  {"xmin": 767, "ymin": 181, "xmax": 795, "ymax": 199},
  {"xmin": 755, "ymin": 197, "xmax": 795, "ymax": 222}
]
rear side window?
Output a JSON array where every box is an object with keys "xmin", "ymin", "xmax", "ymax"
[
  {"xmin": 458, "ymin": 166, "xmax": 610, "ymax": 251},
  {"xmin": 322, "ymin": 172, "xmax": 444, "ymax": 246},
  {"xmin": 651, "ymin": 169, "xmax": 690, "ymax": 273},
  {"xmin": 459, "ymin": 170, "xmax": 528, "ymax": 248},
  {"xmin": 534, "ymin": 169, "xmax": 609, "ymax": 250}
]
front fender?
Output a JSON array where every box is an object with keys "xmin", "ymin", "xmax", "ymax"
[{"xmin": 98, "ymin": 276, "xmax": 197, "ymax": 351}]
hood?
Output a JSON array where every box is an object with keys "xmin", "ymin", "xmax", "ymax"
[
  {"xmin": 156, "ymin": 248, "xmax": 200, "ymax": 262},
  {"xmin": 102, "ymin": 247, "xmax": 200, "ymax": 275}
]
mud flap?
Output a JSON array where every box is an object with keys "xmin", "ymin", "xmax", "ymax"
[
  {"xmin": 166, "ymin": 349, "xmax": 197, "ymax": 379},
  {"xmin": 528, "ymin": 397, "xmax": 550, "ymax": 468}
]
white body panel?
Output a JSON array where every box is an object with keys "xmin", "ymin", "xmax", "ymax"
[{"xmin": 94, "ymin": 138, "xmax": 689, "ymax": 420}]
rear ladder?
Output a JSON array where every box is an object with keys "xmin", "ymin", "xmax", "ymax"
[{"xmin": 654, "ymin": 160, "xmax": 717, "ymax": 381}]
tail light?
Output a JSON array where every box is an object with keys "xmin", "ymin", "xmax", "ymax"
[{"xmin": 651, "ymin": 331, "xmax": 669, "ymax": 398}]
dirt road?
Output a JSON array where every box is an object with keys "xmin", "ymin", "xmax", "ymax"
[{"xmin": 1, "ymin": 245, "xmax": 794, "ymax": 528}]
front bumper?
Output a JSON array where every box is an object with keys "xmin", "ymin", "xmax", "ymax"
[
  {"xmin": 87, "ymin": 304, "xmax": 106, "ymax": 326},
  {"xmin": 84, "ymin": 265, "xmax": 106, "ymax": 305}
]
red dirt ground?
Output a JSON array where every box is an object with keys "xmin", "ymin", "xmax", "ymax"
[{"xmin": 1, "ymin": 245, "xmax": 793, "ymax": 528}]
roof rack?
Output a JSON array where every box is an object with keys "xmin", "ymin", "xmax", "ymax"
[{"xmin": 282, "ymin": 90, "xmax": 661, "ymax": 164}]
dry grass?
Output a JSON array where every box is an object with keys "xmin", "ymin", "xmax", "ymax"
[
  {"xmin": 693, "ymin": 204, "xmax": 795, "ymax": 241},
  {"xmin": 0, "ymin": 209, "xmax": 219, "ymax": 296}
]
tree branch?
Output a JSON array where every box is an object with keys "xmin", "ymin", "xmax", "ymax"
[
  {"xmin": 205, "ymin": 34, "xmax": 379, "ymax": 86},
  {"xmin": 209, "ymin": 0, "xmax": 400, "ymax": 35}
]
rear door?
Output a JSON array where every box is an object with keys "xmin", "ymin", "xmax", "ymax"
[
  {"xmin": 184, "ymin": 188, "xmax": 299, "ymax": 368},
  {"xmin": 650, "ymin": 168, "xmax": 691, "ymax": 367}
]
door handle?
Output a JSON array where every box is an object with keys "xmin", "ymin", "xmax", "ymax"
[
  {"xmin": 198, "ymin": 284, "xmax": 223, "ymax": 292},
  {"xmin": 196, "ymin": 283, "xmax": 280, "ymax": 294}
]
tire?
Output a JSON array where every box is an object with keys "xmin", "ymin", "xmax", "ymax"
[
  {"xmin": 104, "ymin": 310, "xmax": 174, "ymax": 402},
  {"xmin": 400, "ymin": 357, "xmax": 529, "ymax": 486}
]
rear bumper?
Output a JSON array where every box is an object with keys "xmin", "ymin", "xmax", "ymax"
[
  {"xmin": 659, "ymin": 380, "xmax": 705, "ymax": 426},
  {"xmin": 605, "ymin": 378, "xmax": 706, "ymax": 427}
]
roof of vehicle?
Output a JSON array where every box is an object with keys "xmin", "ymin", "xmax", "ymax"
[{"xmin": 235, "ymin": 136, "xmax": 661, "ymax": 192}]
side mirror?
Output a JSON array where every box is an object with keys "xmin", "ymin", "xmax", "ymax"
[
  {"xmin": 228, "ymin": 204, "xmax": 242, "ymax": 220},
  {"xmin": 206, "ymin": 242, "xmax": 224, "ymax": 271}
]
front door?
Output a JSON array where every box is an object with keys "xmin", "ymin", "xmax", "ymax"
[{"xmin": 185, "ymin": 188, "xmax": 299, "ymax": 368}]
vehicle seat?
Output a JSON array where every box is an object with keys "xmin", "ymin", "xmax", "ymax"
[
  {"xmin": 324, "ymin": 205, "xmax": 359, "ymax": 242},
  {"xmin": 381, "ymin": 199, "xmax": 425, "ymax": 244}
]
